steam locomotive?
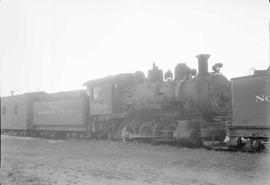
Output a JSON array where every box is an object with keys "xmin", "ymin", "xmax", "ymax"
[
  {"xmin": 83, "ymin": 54, "xmax": 230, "ymax": 146},
  {"xmin": 1, "ymin": 54, "xmax": 269, "ymax": 152}
]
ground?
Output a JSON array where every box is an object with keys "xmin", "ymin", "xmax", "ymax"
[{"xmin": 1, "ymin": 135, "xmax": 270, "ymax": 185}]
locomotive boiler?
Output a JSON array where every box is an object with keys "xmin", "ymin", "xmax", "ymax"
[
  {"xmin": 175, "ymin": 54, "xmax": 230, "ymax": 118},
  {"xmin": 84, "ymin": 54, "xmax": 231, "ymax": 145}
]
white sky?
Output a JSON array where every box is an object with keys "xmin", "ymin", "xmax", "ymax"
[{"xmin": 0, "ymin": 0, "xmax": 269, "ymax": 96}]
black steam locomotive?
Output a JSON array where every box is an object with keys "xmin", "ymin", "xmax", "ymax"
[
  {"xmin": 83, "ymin": 54, "xmax": 230, "ymax": 146},
  {"xmin": 1, "ymin": 54, "xmax": 269, "ymax": 152}
]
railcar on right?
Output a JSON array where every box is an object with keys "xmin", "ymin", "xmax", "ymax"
[{"xmin": 226, "ymin": 67, "xmax": 270, "ymax": 152}]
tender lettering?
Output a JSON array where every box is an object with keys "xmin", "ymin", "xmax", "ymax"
[{"xmin": 256, "ymin": 95, "xmax": 270, "ymax": 103}]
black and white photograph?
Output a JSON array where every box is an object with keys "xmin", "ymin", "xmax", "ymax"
[{"xmin": 1, "ymin": 0, "xmax": 270, "ymax": 184}]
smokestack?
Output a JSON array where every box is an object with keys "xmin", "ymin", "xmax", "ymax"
[{"xmin": 196, "ymin": 54, "xmax": 210, "ymax": 75}]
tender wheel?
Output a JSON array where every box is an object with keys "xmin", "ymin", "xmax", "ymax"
[
  {"xmin": 251, "ymin": 140, "xmax": 265, "ymax": 152},
  {"xmin": 242, "ymin": 139, "xmax": 264, "ymax": 153}
]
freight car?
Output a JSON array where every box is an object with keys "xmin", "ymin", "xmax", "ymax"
[
  {"xmin": 32, "ymin": 90, "xmax": 90, "ymax": 138},
  {"xmin": 226, "ymin": 67, "xmax": 270, "ymax": 152},
  {"xmin": 1, "ymin": 92, "xmax": 46, "ymax": 135},
  {"xmin": 83, "ymin": 54, "xmax": 231, "ymax": 146},
  {"xmin": 1, "ymin": 90, "xmax": 90, "ymax": 139}
]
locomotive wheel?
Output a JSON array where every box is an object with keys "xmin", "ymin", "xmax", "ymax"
[
  {"xmin": 138, "ymin": 124, "xmax": 154, "ymax": 143},
  {"xmin": 111, "ymin": 121, "xmax": 127, "ymax": 140},
  {"xmin": 113, "ymin": 124, "xmax": 123, "ymax": 140},
  {"xmin": 161, "ymin": 123, "xmax": 176, "ymax": 141},
  {"xmin": 121, "ymin": 124, "xmax": 136, "ymax": 142},
  {"xmin": 153, "ymin": 122, "xmax": 165, "ymax": 139}
]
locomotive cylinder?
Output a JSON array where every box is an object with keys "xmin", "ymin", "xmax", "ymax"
[{"xmin": 197, "ymin": 54, "xmax": 210, "ymax": 75}]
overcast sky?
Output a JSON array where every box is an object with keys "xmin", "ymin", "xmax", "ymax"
[{"xmin": 0, "ymin": 0, "xmax": 269, "ymax": 96}]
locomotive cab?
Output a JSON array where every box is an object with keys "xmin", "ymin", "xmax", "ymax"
[{"xmin": 83, "ymin": 72, "xmax": 146, "ymax": 138}]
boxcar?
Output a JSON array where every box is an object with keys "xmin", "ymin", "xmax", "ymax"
[
  {"xmin": 32, "ymin": 90, "xmax": 90, "ymax": 135},
  {"xmin": 1, "ymin": 92, "xmax": 45, "ymax": 134}
]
